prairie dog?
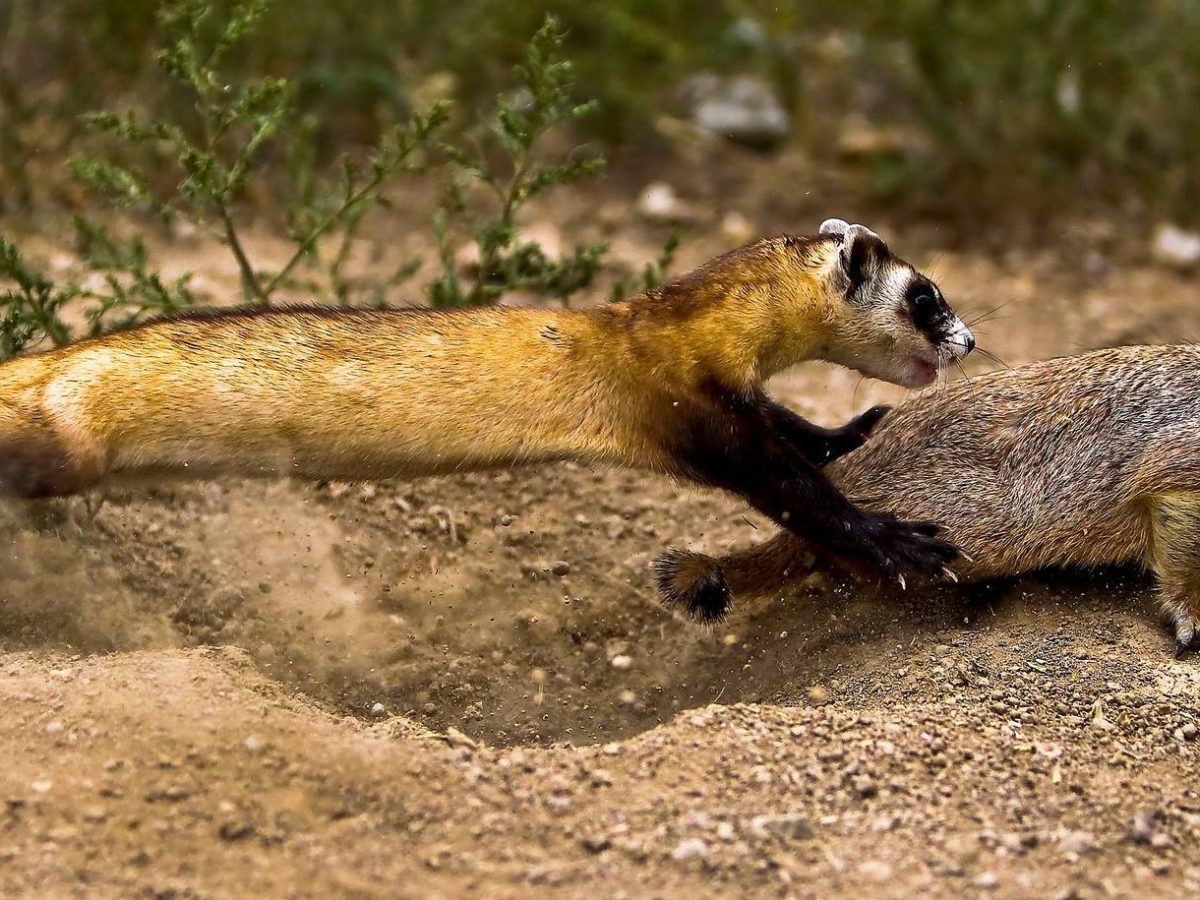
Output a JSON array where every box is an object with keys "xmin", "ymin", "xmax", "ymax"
[
  {"xmin": 0, "ymin": 220, "xmax": 972, "ymax": 577},
  {"xmin": 654, "ymin": 345, "xmax": 1200, "ymax": 656}
]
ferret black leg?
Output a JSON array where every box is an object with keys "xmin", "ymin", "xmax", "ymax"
[
  {"xmin": 763, "ymin": 399, "xmax": 891, "ymax": 466},
  {"xmin": 665, "ymin": 395, "xmax": 956, "ymax": 583}
]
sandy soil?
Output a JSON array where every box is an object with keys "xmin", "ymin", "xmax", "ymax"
[{"xmin": 2, "ymin": 168, "xmax": 1200, "ymax": 897}]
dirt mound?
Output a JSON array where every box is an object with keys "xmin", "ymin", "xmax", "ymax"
[{"xmin": 1, "ymin": 629, "xmax": 1197, "ymax": 898}]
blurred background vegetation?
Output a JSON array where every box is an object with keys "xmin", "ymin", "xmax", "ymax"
[
  {"xmin": 2, "ymin": 0, "xmax": 1199, "ymax": 353},
  {"xmin": 4, "ymin": 0, "xmax": 1198, "ymax": 221}
]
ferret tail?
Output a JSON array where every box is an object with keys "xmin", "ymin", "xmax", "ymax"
[
  {"xmin": 653, "ymin": 532, "xmax": 818, "ymax": 621},
  {"xmin": 653, "ymin": 548, "xmax": 732, "ymax": 623}
]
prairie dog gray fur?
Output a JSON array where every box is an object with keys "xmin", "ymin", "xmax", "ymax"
[{"xmin": 654, "ymin": 344, "xmax": 1200, "ymax": 656}]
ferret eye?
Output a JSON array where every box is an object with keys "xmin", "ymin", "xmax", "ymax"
[{"xmin": 908, "ymin": 290, "xmax": 940, "ymax": 328}]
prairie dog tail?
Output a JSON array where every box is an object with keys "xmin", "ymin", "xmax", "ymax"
[{"xmin": 652, "ymin": 534, "xmax": 819, "ymax": 621}]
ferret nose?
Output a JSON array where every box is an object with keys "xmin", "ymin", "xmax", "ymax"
[{"xmin": 965, "ymin": 332, "xmax": 976, "ymax": 353}]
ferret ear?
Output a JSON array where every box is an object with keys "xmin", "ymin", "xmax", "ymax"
[
  {"xmin": 839, "ymin": 224, "xmax": 888, "ymax": 291},
  {"xmin": 819, "ymin": 218, "xmax": 850, "ymax": 237}
]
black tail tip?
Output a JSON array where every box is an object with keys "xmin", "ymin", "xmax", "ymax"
[{"xmin": 652, "ymin": 548, "xmax": 732, "ymax": 623}]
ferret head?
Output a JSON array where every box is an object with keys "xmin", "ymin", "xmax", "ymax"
[{"xmin": 812, "ymin": 218, "xmax": 973, "ymax": 388}]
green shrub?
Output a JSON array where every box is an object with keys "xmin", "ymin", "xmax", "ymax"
[
  {"xmin": 829, "ymin": 0, "xmax": 1200, "ymax": 219},
  {"xmin": 428, "ymin": 18, "xmax": 609, "ymax": 308},
  {"xmin": 68, "ymin": 0, "xmax": 450, "ymax": 306},
  {"xmin": 0, "ymin": 6, "xmax": 659, "ymax": 359},
  {"xmin": 9, "ymin": 0, "xmax": 1200, "ymax": 236},
  {"xmin": 0, "ymin": 218, "xmax": 195, "ymax": 356}
]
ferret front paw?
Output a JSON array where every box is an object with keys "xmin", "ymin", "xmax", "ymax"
[
  {"xmin": 825, "ymin": 405, "xmax": 892, "ymax": 462},
  {"xmin": 852, "ymin": 512, "xmax": 959, "ymax": 583}
]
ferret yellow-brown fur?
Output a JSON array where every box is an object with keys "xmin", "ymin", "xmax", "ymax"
[
  {"xmin": 0, "ymin": 226, "xmax": 972, "ymax": 579},
  {"xmin": 654, "ymin": 344, "xmax": 1200, "ymax": 656}
]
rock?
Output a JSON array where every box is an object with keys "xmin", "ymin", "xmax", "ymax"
[
  {"xmin": 1091, "ymin": 700, "xmax": 1115, "ymax": 731},
  {"xmin": 726, "ymin": 17, "xmax": 770, "ymax": 51},
  {"xmin": 720, "ymin": 211, "xmax": 755, "ymax": 245},
  {"xmin": 369, "ymin": 702, "xmax": 387, "ymax": 718},
  {"xmin": 219, "ymin": 819, "xmax": 254, "ymax": 841},
  {"xmin": 750, "ymin": 813, "xmax": 813, "ymax": 840},
  {"xmin": 858, "ymin": 859, "xmax": 894, "ymax": 882},
  {"xmin": 670, "ymin": 838, "xmax": 708, "ymax": 860},
  {"xmin": 852, "ymin": 775, "xmax": 879, "ymax": 799},
  {"xmin": 1131, "ymin": 811, "xmax": 1158, "ymax": 845},
  {"xmin": 499, "ymin": 515, "xmax": 514, "ymax": 527},
  {"xmin": 636, "ymin": 182, "xmax": 698, "ymax": 225},
  {"xmin": 1181, "ymin": 723, "xmax": 1197, "ymax": 741},
  {"xmin": 1056, "ymin": 829, "xmax": 1096, "ymax": 857},
  {"xmin": 243, "ymin": 735, "xmax": 266, "ymax": 754},
  {"xmin": 81, "ymin": 806, "xmax": 108, "ymax": 824},
  {"xmin": 682, "ymin": 73, "xmax": 790, "ymax": 150},
  {"xmin": 807, "ymin": 685, "xmax": 830, "ymax": 705},
  {"xmin": 550, "ymin": 560, "xmax": 571, "ymax": 577},
  {"xmin": 610, "ymin": 655, "xmax": 633, "ymax": 671},
  {"xmin": 580, "ymin": 834, "xmax": 611, "ymax": 854},
  {"xmin": 1151, "ymin": 224, "xmax": 1200, "ymax": 269},
  {"xmin": 974, "ymin": 871, "xmax": 999, "ymax": 889}
]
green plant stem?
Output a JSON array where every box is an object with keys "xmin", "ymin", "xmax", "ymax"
[
  {"xmin": 467, "ymin": 151, "xmax": 532, "ymax": 306},
  {"xmin": 219, "ymin": 207, "xmax": 270, "ymax": 306},
  {"xmin": 262, "ymin": 181, "xmax": 381, "ymax": 298}
]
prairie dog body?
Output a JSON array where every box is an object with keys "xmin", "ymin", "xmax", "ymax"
[
  {"xmin": 655, "ymin": 344, "xmax": 1200, "ymax": 655},
  {"xmin": 0, "ymin": 222, "xmax": 974, "ymax": 577}
]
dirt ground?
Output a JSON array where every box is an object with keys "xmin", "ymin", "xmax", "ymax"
[{"xmin": 2, "ymin": 154, "xmax": 1200, "ymax": 897}]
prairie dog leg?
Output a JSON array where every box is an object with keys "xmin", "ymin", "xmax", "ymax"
[{"xmin": 1145, "ymin": 492, "xmax": 1200, "ymax": 658}]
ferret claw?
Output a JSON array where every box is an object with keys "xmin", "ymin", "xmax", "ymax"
[
  {"xmin": 942, "ymin": 567, "xmax": 959, "ymax": 583},
  {"xmin": 959, "ymin": 550, "xmax": 975, "ymax": 563},
  {"xmin": 897, "ymin": 574, "xmax": 907, "ymax": 591}
]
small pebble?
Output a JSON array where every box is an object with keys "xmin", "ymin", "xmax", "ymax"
[
  {"xmin": 974, "ymin": 871, "xmax": 999, "ymax": 889},
  {"xmin": 610, "ymin": 655, "xmax": 633, "ymax": 671},
  {"xmin": 1130, "ymin": 811, "xmax": 1157, "ymax": 845},
  {"xmin": 243, "ymin": 736, "xmax": 265, "ymax": 754},
  {"xmin": 670, "ymin": 838, "xmax": 708, "ymax": 861}
]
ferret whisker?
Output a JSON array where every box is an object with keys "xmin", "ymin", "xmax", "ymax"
[
  {"xmin": 967, "ymin": 312, "xmax": 1012, "ymax": 329},
  {"xmin": 955, "ymin": 359, "xmax": 977, "ymax": 398},
  {"xmin": 965, "ymin": 299, "xmax": 1017, "ymax": 329},
  {"xmin": 852, "ymin": 374, "xmax": 865, "ymax": 407},
  {"xmin": 975, "ymin": 347, "xmax": 1012, "ymax": 370}
]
